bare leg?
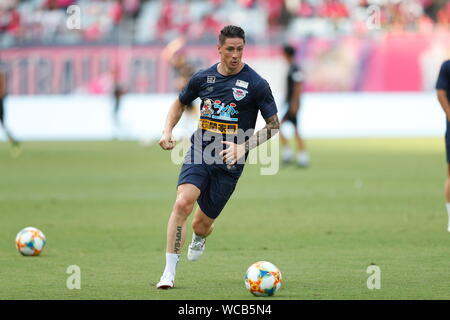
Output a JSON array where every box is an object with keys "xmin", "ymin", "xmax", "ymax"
[
  {"xmin": 293, "ymin": 126, "xmax": 305, "ymax": 152},
  {"xmin": 166, "ymin": 183, "xmax": 200, "ymax": 254},
  {"xmin": 192, "ymin": 206, "xmax": 215, "ymax": 238},
  {"xmin": 157, "ymin": 183, "xmax": 201, "ymax": 288},
  {"xmin": 186, "ymin": 206, "xmax": 215, "ymax": 262}
]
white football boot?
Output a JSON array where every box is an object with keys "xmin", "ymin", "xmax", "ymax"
[
  {"xmin": 156, "ymin": 272, "xmax": 175, "ymax": 289},
  {"xmin": 187, "ymin": 234, "xmax": 206, "ymax": 261},
  {"xmin": 297, "ymin": 151, "xmax": 310, "ymax": 168},
  {"xmin": 282, "ymin": 147, "xmax": 293, "ymax": 164}
]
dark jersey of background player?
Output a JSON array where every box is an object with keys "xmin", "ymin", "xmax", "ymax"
[
  {"xmin": 437, "ymin": 60, "xmax": 450, "ymax": 103},
  {"xmin": 436, "ymin": 60, "xmax": 450, "ymax": 163},
  {"xmin": 436, "ymin": 59, "xmax": 450, "ymax": 232},
  {"xmin": 111, "ymin": 72, "xmax": 126, "ymax": 140},
  {"xmin": 178, "ymin": 62, "xmax": 277, "ymax": 174},
  {"xmin": 0, "ymin": 69, "xmax": 19, "ymax": 146},
  {"xmin": 436, "ymin": 59, "xmax": 450, "ymax": 163},
  {"xmin": 0, "ymin": 71, "xmax": 4, "ymax": 125},
  {"xmin": 282, "ymin": 50, "xmax": 303, "ymax": 125},
  {"xmin": 113, "ymin": 83, "xmax": 125, "ymax": 115},
  {"xmin": 285, "ymin": 64, "xmax": 303, "ymax": 116}
]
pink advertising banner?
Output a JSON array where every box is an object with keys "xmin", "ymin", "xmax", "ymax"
[{"xmin": 1, "ymin": 31, "xmax": 449, "ymax": 95}]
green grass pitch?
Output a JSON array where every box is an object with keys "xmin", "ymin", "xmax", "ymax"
[{"xmin": 0, "ymin": 138, "xmax": 449, "ymax": 300}]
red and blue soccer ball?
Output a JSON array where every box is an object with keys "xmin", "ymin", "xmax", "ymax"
[
  {"xmin": 15, "ymin": 227, "xmax": 46, "ymax": 256},
  {"xmin": 244, "ymin": 261, "xmax": 282, "ymax": 296}
]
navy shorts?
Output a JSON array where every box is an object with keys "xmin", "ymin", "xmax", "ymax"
[
  {"xmin": 177, "ymin": 163, "xmax": 240, "ymax": 219},
  {"xmin": 446, "ymin": 120, "xmax": 450, "ymax": 163}
]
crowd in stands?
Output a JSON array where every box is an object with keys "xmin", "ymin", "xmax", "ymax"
[{"xmin": 0, "ymin": 0, "xmax": 449, "ymax": 47}]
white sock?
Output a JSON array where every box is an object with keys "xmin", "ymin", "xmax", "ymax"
[
  {"xmin": 446, "ymin": 203, "xmax": 450, "ymax": 231},
  {"xmin": 163, "ymin": 253, "xmax": 180, "ymax": 275}
]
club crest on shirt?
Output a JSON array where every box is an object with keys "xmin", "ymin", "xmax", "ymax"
[{"xmin": 232, "ymin": 88, "xmax": 248, "ymax": 101}]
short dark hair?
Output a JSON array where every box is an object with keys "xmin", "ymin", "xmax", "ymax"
[
  {"xmin": 219, "ymin": 25, "xmax": 245, "ymax": 45},
  {"xmin": 283, "ymin": 45, "xmax": 296, "ymax": 57}
]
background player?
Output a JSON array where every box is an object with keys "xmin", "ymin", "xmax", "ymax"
[
  {"xmin": 436, "ymin": 59, "xmax": 450, "ymax": 232},
  {"xmin": 111, "ymin": 69, "xmax": 126, "ymax": 140},
  {"xmin": 161, "ymin": 37, "xmax": 199, "ymax": 139},
  {"xmin": 279, "ymin": 45, "xmax": 310, "ymax": 167},
  {"xmin": 156, "ymin": 25, "xmax": 279, "ymax": 289},
  {"xmin": 0, "ymin": 68, "xmax": 20, "ymax": 153}
]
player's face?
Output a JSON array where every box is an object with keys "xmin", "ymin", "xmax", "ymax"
[{"xmin": 218, "ymin": 38, "xmax": 245, "ymax": 72}]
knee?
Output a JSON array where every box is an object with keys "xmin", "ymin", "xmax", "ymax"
[{"xmin": 173, "ymin": 196, "xmax": 195, "ymax": 217}]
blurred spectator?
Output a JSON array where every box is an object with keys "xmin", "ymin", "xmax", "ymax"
[
  {"xmin": 1, "ymin": 0, "xmax": 449, "ymax": 47},
  {"xmin": 0, "ymin": 6, "xmax": 21, "ymax": 43}
]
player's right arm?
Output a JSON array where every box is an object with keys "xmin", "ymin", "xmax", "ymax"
[
  {"xmin": 160, "ymin": 68, "xmax": 200, "ymax": 150},
  {"xmin": 159, "ymin": 98, "xmax": 185, "ymax": 150}
]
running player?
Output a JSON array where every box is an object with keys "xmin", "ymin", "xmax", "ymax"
[
  {"xmin": 156, "ymin": 25, "xmax": 279, "ymax": 289},
  {"xmin": 436, "ymin": 59, "xmax": 450, "ymax": 232},
  {"xmin": 279, "ymin": 45, "xmax": 310, "ymax": 167}
]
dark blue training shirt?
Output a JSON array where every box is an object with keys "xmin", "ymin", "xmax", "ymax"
[
  {"xmin": 179, "ymin": 62, "xmax": 278, "ymax": 169},
  {"xmin": 436, "ymin": 60, "xmax": 450, "ymax": 102}
]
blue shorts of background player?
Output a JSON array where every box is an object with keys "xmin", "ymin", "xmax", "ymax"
[{"xmin": 177, "ymin": 162, "xmax": 241, "ymax": 219}]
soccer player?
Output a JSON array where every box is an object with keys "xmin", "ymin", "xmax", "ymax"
[
  {"xmin": 0, "ymin": 69, "xmax": 20, "ymax": 150},
  {"xmin": 436, "ymin": 59, "xmax": 450, "ymax": 232},
  {"xmin": 161, "ymin": 37, "xmax": 199, "ymax": 138},
  {"xmin": 279, "ymin": 45, "xmax": 310, "ymax": 167},
  {"xmin": 156, "ymin": 25, "xmax": 280, "ymax": 289},
  {"xmin": 111, "ymin": 68, "xmax": 126, "ymax": 140}
]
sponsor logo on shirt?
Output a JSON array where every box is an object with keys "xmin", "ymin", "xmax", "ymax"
[
  {"xmin": 232, "ymin": 88, "xmax": 248, "ymax": 101},
  {"xmin": 199, "ymin": 119, "xmax": 238, "ymax": 134},
  {"xmin": 200, "ymin": 99, "xmax": 239, "ymax": 122},
  {"xmin": 207, "ymin": 76, "xmax": 216, "ymax": 84},
  {"xmin": 235, "ymin": 79, "xmax": 248, "ymax": 89}
]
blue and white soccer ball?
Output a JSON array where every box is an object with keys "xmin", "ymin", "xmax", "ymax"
[
  {"xmin": 244, "ymin": 261, "xmax": 282, "ymax": 296},
  {"xmin": 15, "ymin": 227, "xmax": 46, "ymax": 256}
]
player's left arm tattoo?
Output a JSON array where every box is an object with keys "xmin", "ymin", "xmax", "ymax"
[
  {"xmin": 221, "ymin": 114, "xmax": 279, "ymax": 165},
  {"xmin": 244, "ymin": 114, "xmax": 280, "ymax": 152}
]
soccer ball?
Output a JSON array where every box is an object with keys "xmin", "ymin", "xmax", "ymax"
[
  {"xmin": 244, "ymin": 261, "xmax": 282, "ymax": 296},
  {"xmin": 15, "ymin": 227, "xmax": 46, "ymax": 256}
]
